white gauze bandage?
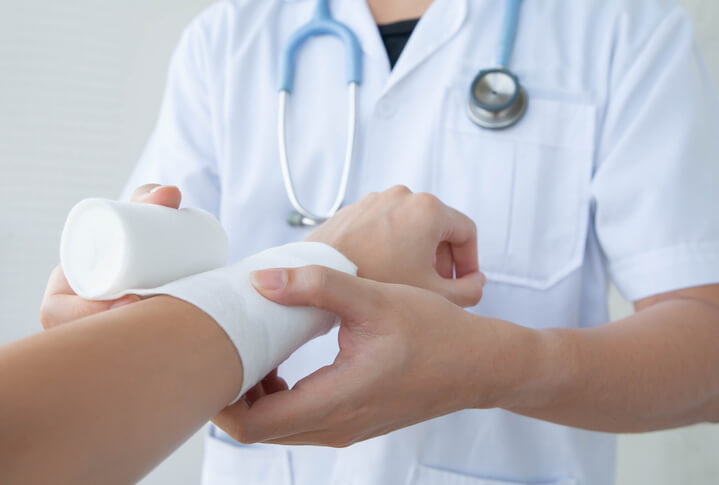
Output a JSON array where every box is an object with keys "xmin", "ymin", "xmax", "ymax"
[
  {"xmin": 142, "ymin": 242, "xmax": 356, "ymax": 402},
  {"xmin": 61, "ymin": 199, "xmax": 230, "ymax": 300},
  {"xmin": 60, "ymin": 199, "xmax": 356, "ymax": 403}
]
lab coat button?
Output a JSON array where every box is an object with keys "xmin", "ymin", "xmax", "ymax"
[{"xmin": 377, "ymin": 100, "xmax": 396, "ymax": 118}]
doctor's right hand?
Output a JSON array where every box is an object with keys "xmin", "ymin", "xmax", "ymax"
[
  {"xmin": 39, "ymin": 184, "xmax": 182, "ymax": 329},
  {"xmin": 216, "ymin": 265, "xmax": 517, "ymax": 447},
  {"xmin": 306, "ymin": 186, "xmax": 485, "ymax": 307}
]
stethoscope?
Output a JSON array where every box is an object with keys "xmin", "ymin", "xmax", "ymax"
[{"xmin": 278, "ymin": 0, "xmax": 527, "ymax": 227}]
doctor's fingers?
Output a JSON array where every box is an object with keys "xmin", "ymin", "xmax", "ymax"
[
  {"xmin": 432, "ymin": 202, "xmax": 479, "ymax": 279},
  {"xmin": 129, "ymin": 184, "xmax": 182, "ymax": 208},
  {"xmin": 428, "ymin": 271, "xmax": 486, "ymax": 308},
  {"xmin": 40, "ymin": 265, "xmax": 138, "ymax": 328},
  {"xmin": 39, "ymin": 186, "xmax": 180, "ymax": 330},
  {"xmin": 43, "ymin": 187, "xmax": 179, "ymax": 300},
  {"xmin": 39, "ymin": 293, "xmax": 140, "ymax": 329},
  {"xmin": 251, "ymin": 265, "xmax": 386, "ymax": 324},
  {"xmin": 43, "ymin": 264, "xmax": 77, "ymax": 297},
  {"xmin": 401, "ymin": 193, "xmax": 478, "ymax": 276},
  {"xmin": 241, "ymin": 369, "xmax": 289, "ymax": 406},
  {"xmin": 434, "ymin": 242, "xmax": 455, "ymax": 278},
  {"xmin": 222, "ymin": 364, "xmax": 354, "ymax": 445}
]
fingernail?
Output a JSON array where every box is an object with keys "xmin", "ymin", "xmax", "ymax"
[
  {"xmin": 149, "ymin": 185, "xmax": 166, "ymax": 194},
  {"xmin": 110, "ymin": 295, "xmax": 140, "ymax": 309},
  {"xmin": 251, "ymin": 269, "xmax": 287, "ymax": 291}
]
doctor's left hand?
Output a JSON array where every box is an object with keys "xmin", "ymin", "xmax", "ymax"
[
  {"xmin": 306, "ymin": 186, "xmax": 485, "ymax": 308},
  {"xmin": 39, "ymin": 184, "xmax": 182, "ymax": 329},
  {"xmin": 213, "ymin": 265, "xmax": 514, "ymax": 447}
]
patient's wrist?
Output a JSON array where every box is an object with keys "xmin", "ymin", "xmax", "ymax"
[{"xmin": 142, "ymin": 242, "xmax": 357, "ymax": 404}]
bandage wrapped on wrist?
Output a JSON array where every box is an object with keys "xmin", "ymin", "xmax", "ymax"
[
  {"xmin": 60, "ymin": 199, "xmax": 357, "ymax": 404},
  {"xmin": 145, "ymin": 242, "xmax": 356, "ymax": 402}
]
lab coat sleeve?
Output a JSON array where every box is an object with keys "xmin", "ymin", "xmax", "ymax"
[
  {"xmin": 121, "ymin": 7, "xmax": 222, "ymax": 216},
  {"xmin": 591, "ymin": 5, "xmax": 719, "ymax": 302}
]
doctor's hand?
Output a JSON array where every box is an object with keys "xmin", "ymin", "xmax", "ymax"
[
  {"xmin": 214, "ymin": 265, "xmax": 512, "ymax": 447},
  {"xmin": 39, "ymin": 184, "xmax": 182, "ymax": 329},
  {"xmin": 306, "ymin": 185, "xmax": 485, "ymax": 307}
]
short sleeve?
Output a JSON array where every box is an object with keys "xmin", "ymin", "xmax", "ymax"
[
  {"xmin": 591, "ymin": 6, "xmax": 719, "ymax": 302},
  {"xmin": 121, "ymin": 7, "xmax": 222, "ymax": 216}
]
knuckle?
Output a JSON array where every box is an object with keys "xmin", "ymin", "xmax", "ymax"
[
  {"xmin": 360, "ymin": 191, "xmax": 379, "ymax": 203},
  {"xmin": 413, "ymin": 192, "xmax": 441, "ymax": 213},
  {"xmin": 467, "ymin": 217, "xmax": 478, "ymax": 236},
  {"xmin": 386, "ymin": 184, "xmax": 411, "ymax": 197}
]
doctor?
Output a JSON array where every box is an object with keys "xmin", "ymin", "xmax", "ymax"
[{"xmin": 42, "ymin": 0, "xmax": 719, "ymax": 484}]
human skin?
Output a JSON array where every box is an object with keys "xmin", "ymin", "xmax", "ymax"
[
  {"xmin": 0, "ymin": 296, "xmax": 242, "ymax": 485},
  {"xmin": 21, "ymin": 184, "xmax": 484, "ymax": 483},
  {"xmin": 40, "ymin": 185, "xmax": 484, "ymax": 328},
  {"xmin": 367, "ymin": 0, "xmax": 434, "ymax": 23},
  {"xmin": 204, "ymin": 0, "xmax": 719, "ymax": 448},
  {"xmin": 214, "ymin": 262, "xmax": 719, "ymax": 447},
  {"xmin": 25, "ymin": 0, "xmax": 719, "ymax": 471}
]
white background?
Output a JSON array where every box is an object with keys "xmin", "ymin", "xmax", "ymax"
[{"xmin": 0, "ymin": 1, "xmax": 718, "ymax": 484}]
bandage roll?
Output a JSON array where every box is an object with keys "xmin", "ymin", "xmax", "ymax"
[{"xmin": 60, "ymin": 198, "xmax": 228, "ymax": 300}]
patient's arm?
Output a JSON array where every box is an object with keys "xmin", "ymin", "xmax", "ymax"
[
  {"xmin": 0, "ymin": 296, "xmax": 241, "ymax": 485},
  {"xmin": 3, "ymin": 238, "xmax": 354, "ymax": 484}
]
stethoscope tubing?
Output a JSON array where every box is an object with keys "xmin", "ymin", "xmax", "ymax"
[
  {"xmin": 277, "ymin": 0, "xmax": 363, "ymax": 226},
  {"xmin": 497, "ymin": 0, "xmax": 522, "ymax": 68},
  {"xmin": 278, "ymin": 83, "xmax": 358, "ymax": 226},
  {"xmin": 278, "ymin": 0, "xmax": 526, "ymax": 226}
]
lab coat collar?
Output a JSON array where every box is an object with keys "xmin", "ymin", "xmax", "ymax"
[
  {"xmin": 283, "ymin": 0, "xmax": 468, "ymax": 95},
  {"xmin": 384, "ymin": 0, "xmax": 468, "ymax": 94}
]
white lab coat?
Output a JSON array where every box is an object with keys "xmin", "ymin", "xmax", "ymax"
[{"xmin": 123, "ymin": 0, "xmax": 719, "ymax": 483}]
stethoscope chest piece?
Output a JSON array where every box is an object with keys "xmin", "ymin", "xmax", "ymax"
[
  {"xmin": 286, "ymin": 210, "xmax": 319, "ymax": 227},
  {"xmin": 467, "ymin": 68, "xmax": 527, "ymax": 130}
]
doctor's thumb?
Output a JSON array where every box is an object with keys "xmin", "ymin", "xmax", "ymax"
[
  {"xmin": 251, "ymin": 265, "xmax": 378, "ymax": 322},
  {"xmin": 432, "ymin": 271, "xmax": 486, "ymax": 308}
]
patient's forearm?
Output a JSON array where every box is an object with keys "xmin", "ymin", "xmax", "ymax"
[{"xmin": 0, "ymin": 296, "xmax": 242, "ymax": 485}]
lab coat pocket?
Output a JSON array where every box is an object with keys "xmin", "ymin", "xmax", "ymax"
[
  {"xmin": 202, "ymin": 428, "xmax": 292, "ymax": 485},
  {"xmin": 436, "ymin": 87, "xmax": 596, "ymax": 289},
  {"xmin": 409, "ymin": 463, "xmax": 578, "ymax": 485}
]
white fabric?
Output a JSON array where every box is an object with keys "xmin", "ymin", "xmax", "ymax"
[
  {"xmin": 60, "ymin": 199, "xmax": 228, "ymax": 300},
  {"xmin": 60, "ymin": 199, "xmax": 357, "ymax": 401},
  {"xmin": 122, "ymin": 0, "xmax": 719, "ymax": 483},
  {"xmin": 145, "ymin": 241, "xmax": 357, "ymax": 401}
]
